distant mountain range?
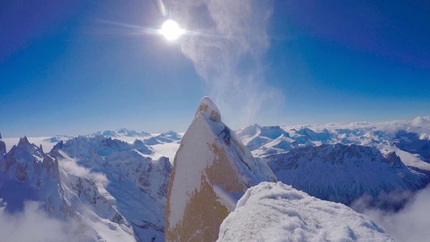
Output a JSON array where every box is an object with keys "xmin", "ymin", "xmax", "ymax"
[
  {"xmin": 237, "ymin": 116, "xmax": 430, "ymax": 163},
  {"xmin": 1, "ymin": 116, "xmax": 429, "ymax": 241},
  {"xmin": 237, "ymin": 117, "xmax": 430, "ymax": 209}
]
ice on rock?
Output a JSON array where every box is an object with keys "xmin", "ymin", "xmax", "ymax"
[{"xmin": 165, "ymin": 97, "xmax": 275, "ymax": 241}]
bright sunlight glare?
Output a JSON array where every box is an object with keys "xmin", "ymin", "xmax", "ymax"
[{"xmin": 160, "ymin": 19, "xmax": 185, "ymax": 41}]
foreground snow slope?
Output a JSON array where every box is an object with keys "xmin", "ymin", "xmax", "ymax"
[
  {"xmin": 165, "ymin": 97, "xmax": 276, "ymax": 241},
  {"xmin": 218, "ymin": 182, "xmax": 393, "ymax": 242}
]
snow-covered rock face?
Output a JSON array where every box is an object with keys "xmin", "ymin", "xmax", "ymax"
[
  {"xmin": 0, "ymin": 137, "xmax": 137, "ymax": 241},
  {"xmin": 217, "ymin": 182, "xmax": 394, "ymax": 242},
  {"xmin": 53, "ymin": 135, "xmax": 153, "ymax": 159},
  {"xmin": 57, "ymin": 136, "xmax": 172, "ymax": 241},
  {"xmin": 1, "ymin": 137, "xmax": 59, "ymax": 184},
  {"xmin": 0, "ymin": 137, "xmax": 62, "ymax": 212},
  {"xmin": 0, "ymin": 135, "xmax": 172, "ymax": 241},
  {"xmin": 165, "ymin": 97, "xmax": 275, "ymax": 242},
  {"xmin": 265, "ymin": 144, "xmax": 427, "ymax": 206}
]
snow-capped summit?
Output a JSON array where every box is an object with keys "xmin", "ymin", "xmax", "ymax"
[
  {"xmin": 165, "ymin": 97, "xmax": 276, "ymax": 241},
  {"xmin": 154, "ymin": 130, "xmax": 182, "ymax": 143},
  {"xmin": 237, "ymin": 123, "xmax": 261, "ymax": 137},
  {"xmin": 239, "ymin": 124, "xmax": 298, "ymax": 156},
  {"xmin": 294, "ymin": 126, "xmax": 331, "ymax": 142}
]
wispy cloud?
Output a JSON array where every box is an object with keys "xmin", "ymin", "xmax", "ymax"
[
  {"xmin": 59, "ymin": 151, "xmax": 109, "ymax": 187},
  {"xmin": 171, "ymin": 0, "xmax": 283, "ymax": 127},
  {"xmin": 357, "ymin": 186, "xmax": 430, "ymax": 241},
  {"xmin": 0, "ymin": 201, "xmax": 71, "ymax": 242}
]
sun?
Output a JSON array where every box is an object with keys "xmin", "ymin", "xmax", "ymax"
[{"xmin": 159, "ymin": 20, "xmax": 185, "ymax": 41}]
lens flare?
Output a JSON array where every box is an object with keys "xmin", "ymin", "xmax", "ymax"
[
  {"xmin": 159, "ymin": 20, "xmax": 185, "ymax": 41},
  {"xmin": 157, "ymin": 0, "xmax": 168, "ymax": 17}
]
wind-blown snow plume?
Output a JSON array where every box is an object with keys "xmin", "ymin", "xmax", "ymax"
[{"xmin": 171, "ymin": 0, "xmax": 282, "ymax": 127}]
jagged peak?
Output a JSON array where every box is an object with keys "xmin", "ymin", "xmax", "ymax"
[
  {"xmin": 385, "ymin": 151, "xmax": 404, "ymax": 168},
  {"xmin": 18, "ymin": 136, "xmax": 30, "ymax": 146},
  {"xmin": 52, "ymin": 140, "xmax": 64, "ymax": 151},
  {"xmin": 194, "ymin": 96, "xmax": 221, "ymax": 122}
]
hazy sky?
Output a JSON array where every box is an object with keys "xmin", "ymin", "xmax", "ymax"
[{"xmin": 1, "ymin": 0, "xmax": 429, "ymax": 137}]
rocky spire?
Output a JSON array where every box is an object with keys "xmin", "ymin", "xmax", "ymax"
[
  {"xmin": 165, "ymin": 97, "xmax": 275, "ymax": 241},
  {"xmin": 18, "ymin": 136, "xmax": 30, "ymax": 146}
]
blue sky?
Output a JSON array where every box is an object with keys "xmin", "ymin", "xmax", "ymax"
[{"xmin": 1, "ymin": 0, "xmax": 429, "ymax": 137}]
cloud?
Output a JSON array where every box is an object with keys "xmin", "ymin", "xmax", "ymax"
[
  {"xmin": 59, "ymin": 152, "xmax": 109, "ymax": 187},
  {"xmin": 0, "ymin": 201, "xmax": 71, "ymax": 242},
  {"xmin": 171, "ymin": 0, "xmax": 283, "ymax": 127},
  {"xmin": 358, "ymin": 186, "xmax": 430, "ymax": 241}
]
